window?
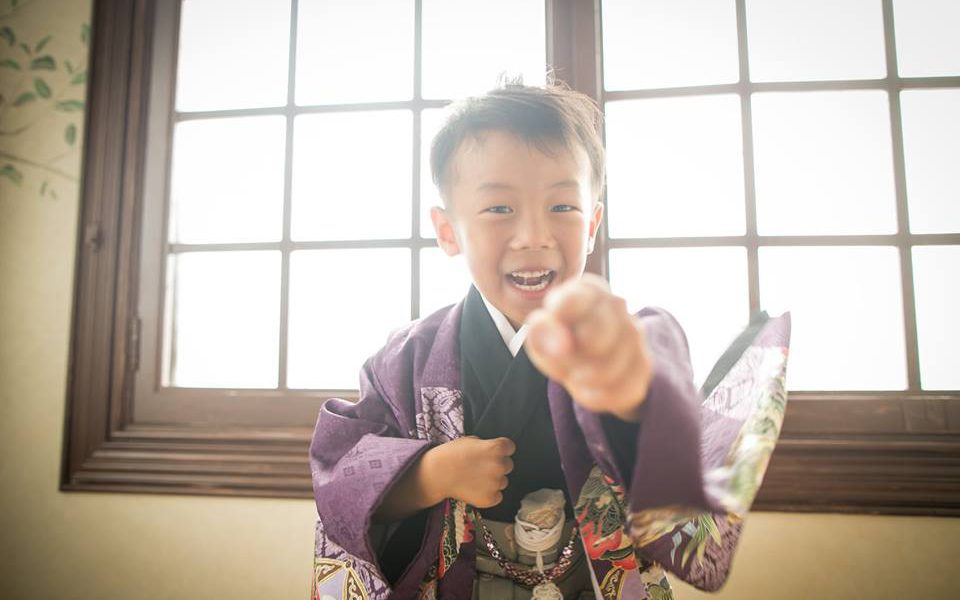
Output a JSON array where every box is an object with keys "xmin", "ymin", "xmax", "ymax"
[
  {"xmin": 133, "ymin": 0, "xmax": 545, "ymax": 427},
  {"xmin": 65, "ymin": 0, "xmax": 960, "ymax": 514}
]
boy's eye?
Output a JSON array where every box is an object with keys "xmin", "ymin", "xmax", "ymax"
[
  {"xmin": 551, "ymin": 204, "xmax": 578, "ymax": 213},
  {"xmin": 484, "ymin": 205, "xmax": 513, "ymax": 214}
]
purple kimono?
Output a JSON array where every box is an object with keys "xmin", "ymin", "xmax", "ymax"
[{"xmin": 309, "ymin": 295, "xmax": 791, "ymax": 599}]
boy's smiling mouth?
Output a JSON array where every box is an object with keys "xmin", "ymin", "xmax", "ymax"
[{"xmin": 506, "ymin": 269, "xmax": 556, "ymax": 292}]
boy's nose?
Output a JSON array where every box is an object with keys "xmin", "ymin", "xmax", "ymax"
[{"xmin": 511, "ymin": 213, "xmax": 556, "ymax": 250}]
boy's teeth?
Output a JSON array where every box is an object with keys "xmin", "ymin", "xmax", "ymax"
[
  {"xmin": 511, "ymin": 270, "xmax": 551, "ymax": 278},
  {"xmin": 507, "ymin": 270, "xmax": 554, "ymax": 291}
]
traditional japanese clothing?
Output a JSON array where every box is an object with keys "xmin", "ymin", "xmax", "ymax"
[{"xmin": 309, "ymin": 285, "xmax": 791, "ymax": 599}]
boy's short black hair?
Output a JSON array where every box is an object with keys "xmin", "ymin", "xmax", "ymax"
[{"xmin": 430, "ymin": 80, "xmax": 605, "ymax": 204}]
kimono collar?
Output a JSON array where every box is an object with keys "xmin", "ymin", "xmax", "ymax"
[
  {"xmin": 414, "ymin": 297, "xmax": 464, "ymax": 391},
  {"xmin": 478, "ymin": 292, "xmax": 529, "ymax": 357}
]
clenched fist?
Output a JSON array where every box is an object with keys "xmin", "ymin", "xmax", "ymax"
[
  {"xmin": 425, "ymin": 436, "xmax": 516, "ymax": 508},
  {"xmin": 525, "ymin": 273, "xmax": 652, "ymax": 423}
]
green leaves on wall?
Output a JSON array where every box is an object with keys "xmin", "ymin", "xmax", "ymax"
[{"xmin": 0, "ymin": 5, "xmax": 89, "ymax": 200}]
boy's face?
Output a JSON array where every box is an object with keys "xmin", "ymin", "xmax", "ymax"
[{"xmin": 431, "ymin": 130, "xmax": 603, "ymax": 329}]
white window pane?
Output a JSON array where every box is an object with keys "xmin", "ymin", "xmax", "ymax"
[
  {"xmin": 752, "ymin": 91, "xmax": 897, "ymax": 235},
  {"xmin": 420, "ymin": 108, "xmax": 447, "ymax": 238},
  {"xmin": 893, "ymin": 0, "xmax": 960, "ymax": 77},
  {"xmin": 420, "ymin": 248, "xmax": 472, "ymax": 317},
  {"xmin": 292, "ymin": 111, "xmax": 412, "ymax": 241},
  {"xmin": 901, "ymin": 89, "xmax": 960, "ymax": 234},
  {"xmin": 602, "ymin": 0, "xmax": 739, "ymax": 90},
  {"xmin": 605, "ymin": 96, "xmax": 745, "ymax": 238},
  {"xmin": 609, "ymin": 247, "xmax": 749, "ymax": 388},
  {"xmin": 296, "ymin": 0, "xmax": 414, "ymax": 105},
  {"xmin": 169, "ymin": 117, "xmax": 285, "ymax": 243},
  {"xmin": 746, "ymin": 0, "xmax": 886, "ymax": 82},
  {"xmin": 176, "ymin": 0, "xmax": 290, "ymax": 111},
  {"xmin": 913, "ymin": 246, "xmax": 960, "ymax": 390},
  {"xmin": 168, "ymin": 251, "xmax": 281, "ymax": 388},
  {"xmin": 288, "ymin": 249, "xmax": 410, "ymax": 389},
  {"xmin": 759, "ymin": 247, "xmax": 907, "ymax": 391},
  {"xmin": 421, "ymin": 0, "xmax": 545, "ymax": 99}
]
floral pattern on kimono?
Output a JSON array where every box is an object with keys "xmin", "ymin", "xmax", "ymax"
[
  {"xmin": 416, "ymin": 387, "xmax": 464, "ymax": 445},
  {"xmin": 575, "ymin": 466, "xmax": 674, "ymax": 599},
  {"xmin": 619, "ymin": 324, "xmax": 788, "ymax": 591},
  {"xmin": 412, "ymin": 385, "xmax": 475, "ymax": 588}
]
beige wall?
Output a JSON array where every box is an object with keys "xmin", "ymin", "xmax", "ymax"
[{"xmin": 1, "ymin": 2, "xmax": 957, "ymax": 598}]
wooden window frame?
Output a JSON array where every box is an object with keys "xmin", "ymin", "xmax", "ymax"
[{"xmin": 63, "ymin": 0, "xmax": 960, "ymax": 515}]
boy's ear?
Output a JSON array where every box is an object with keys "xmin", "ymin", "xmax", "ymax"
[
  {"xmin": 431, "ymin": 206, "xmax": 462, "ymax": 257},
  {"xmin": 586, "ymin": 201, "xmax": 604, "ymax": 255}
]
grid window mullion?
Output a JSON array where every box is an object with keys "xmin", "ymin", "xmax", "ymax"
[
  {"xmin": 277, "ymin": 0, "xmax": 301, "ymax": 391},
  {"xmin": 411, "ymin": 0, "xmax": 424, "ymax": 319},
  {"xmin": 596, "ymin": 0, "xmax": 960, "ymax": 392},
  {"xmin": 882, "ymin": 0, "xmax": 922, "ymax": 391},
  {"xmin": 735, "ymin": 0, "xmax": 761, "ymax": 315},
  {"xmin": 411, "ymin": 107, "xmax": 423, "ymax": 320}
]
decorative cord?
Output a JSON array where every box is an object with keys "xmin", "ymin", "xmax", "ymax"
[{"xmin": 470, "ymin": 508, "xmax": 580, "ymax": 587}]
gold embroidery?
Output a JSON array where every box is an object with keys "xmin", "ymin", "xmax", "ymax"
[
  {"xmin": 315, "ymin": 558, "xmax": 344, "ymax": 586},
  {"xmin": 599, "ymin": 567, "xmax": 625, "ymax": 599},
  {"xmin": 313, "ymin": 558, "xmax": 369, "ymax": 600},
  {"xmin": 344, "ymin": 569, "xmax": 368, "ymax": 600}
]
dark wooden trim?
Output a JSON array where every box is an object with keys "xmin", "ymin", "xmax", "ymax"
[
  {"xmin": 63, "ymin": 0, "xmax": 149, "ymax": 489},
  {"xmin": 60, "ymin": 0, "xmax": 313, "ymax": 493},
  {"xmin": 756, "ymin": 393, "xmax": 960, "ymax": 515},
  {"xmin": 63, "ymin": 0, "xmax": 960, "ymax": 516},
  {"xmin": 547, "ymin": 0, "xmax": 607, "ymax": 279}
]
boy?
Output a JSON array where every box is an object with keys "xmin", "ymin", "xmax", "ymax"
[{"xmin": 310, "ymin": 83, "xmax": 790, "ymax": 599}]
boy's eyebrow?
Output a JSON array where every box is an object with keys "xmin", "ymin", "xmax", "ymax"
[
  {"xmin": 475, "ymin": 180, "xmax": 581, "ymax": 193},
  {"xmin": 475, "ymin": 181, "xmax": 516, "ymax": 193},
  {"xmin": 547, "ymin": 179, "xmax": 581, "ymax": 190}
]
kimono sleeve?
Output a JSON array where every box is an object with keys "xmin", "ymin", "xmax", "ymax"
[
  {"xmin": 578, "ymin": 307, "xmax": 709, "ymax": 510},
  {"xmin": 309, "ymin": 359, "xmax": 432, "ymax": 574},
  {"xmin": 575, "ymin": 308, "xmax": 791, "ymax": 591}
]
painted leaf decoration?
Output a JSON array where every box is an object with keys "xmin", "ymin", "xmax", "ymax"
[
  {"xmin": 0, "ymin": 58, "xmax": 20, "ymax": 70},
  {"xmin": 0, "ymin": 26, "xmax": 14, "ymax": 46},
  {"xmin": 0, "ymin": 164, "xmax": 24, "ymax": 185},
  {"xmin": 13, "ymin": 91, "xmax": 35, "ymax": 106},
  {"xmin": 34, "ymin": 77, "xmax": 51, "ymax": 98},
  {"xmin": 81, "ymin": 23, "xmax": 90, "ymax": 45},
  {"xmin": 30, "ymin": 55, "xmax": 55, "ymax": 70},
  {"xmin": 647, "ymin": 585, "xmax": 673, "ymax": 600},
  {"xmin": 65, "ymin": 123, "xmax": 77, "ymax": 146},
  {"xmin": 19, "ymin": 41, "xmax": 31, "ymax": 55},
  {"xmin": 34, "ymin": 35, "xmax": 51, "ymax": 53},
  {"xmin": 71, "ymin": 71, "xmax": 86, "ymax": 85},
  {"xmin": 680, "ymin": 518, "xmax": 708, "ymax": 567},
  {"xmin": 65, "ymin": 59, "xmax": 74, "ymax": 74},
  {"xmin": 601, "ymin": 497, "xmax": 623, "ymax": 537},
  {"xmin": 702, "ymin": 514, "xmax": 722, "ymax": 546},
  {"xmin": 55, "ymin": 99, "xmax": 84, "ymax": 112},
  {"xmin": 580, "ymin": 472, "xmax": 606, "ymax": 500},
  {"xmin": 601, "ymin": 545, "xmax": 634, "ymax": 562}
]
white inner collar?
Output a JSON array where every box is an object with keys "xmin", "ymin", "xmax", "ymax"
[{"xmin": 479, "ymin": 292, "xmax": 529, "ymax": 357}]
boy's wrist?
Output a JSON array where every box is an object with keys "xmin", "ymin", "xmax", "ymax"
[{"xmin": 416, "ymin": 445, "xmax": 452, "ymax": 507}]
